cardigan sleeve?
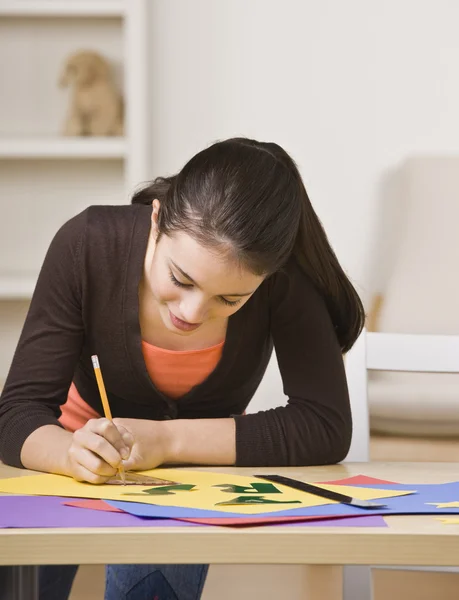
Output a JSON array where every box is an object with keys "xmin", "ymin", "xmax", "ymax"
[
  {"xmin": 0, "ymin": 211, "xmax": 87, "ymax": 467},
  {"xmin": 234, "ymin": 260, "xmax": 352, "ymax": 466}
]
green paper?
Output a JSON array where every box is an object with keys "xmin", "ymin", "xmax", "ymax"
[
  {"xmin": 216, "ymin": 495, "xmax": 302, "ymax": 506},
  {"xmin": 214, "ymin": 482, "xmax": 282, "ymax": 494}
]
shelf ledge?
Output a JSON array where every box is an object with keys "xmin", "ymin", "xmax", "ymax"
[
  {"xmin": 0, "ymin": 137, "xmax": 126, "ymax": 159},
  {"xmin": 0, "ymin": 1, "xmax": 125, "ymax": 18}
]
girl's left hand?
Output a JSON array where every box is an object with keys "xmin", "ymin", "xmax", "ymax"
[{"xmin": 112, "ymin": 417, "xmax": 172, "ymax": 471}]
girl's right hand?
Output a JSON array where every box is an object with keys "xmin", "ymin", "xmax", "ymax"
[{"xmin": 65, "ymin": 418, "xmax": 134, "ymax": 483}]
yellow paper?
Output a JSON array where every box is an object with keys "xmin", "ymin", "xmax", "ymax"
[
  {"xmin": 0, "ymin": 469, "xmax": 414, "ymax": 515},
  {"xmin": 427, "ymin": 501, "xmax": 459, "ymax": 508}
]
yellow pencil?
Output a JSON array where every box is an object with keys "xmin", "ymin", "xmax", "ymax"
[{"xmin": 91, "ymin": 354, "xmax": 126, "ymax": 485}]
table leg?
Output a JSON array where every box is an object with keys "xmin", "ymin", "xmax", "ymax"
[
  {"xmin": 303, "ymin": 565, "xmax": 343, "ymax": 599},
  {"xmin": 0, "ymin": 566, "xmax": 39, "ymax": 600},
  {"xmin": 344, "ymin": 566, "xmax": 373, "ymax": 599}
]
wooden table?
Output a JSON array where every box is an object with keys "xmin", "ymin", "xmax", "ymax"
[{"xmin": 2, "ymin": 462, "xmax": 459, "ymax": 600}]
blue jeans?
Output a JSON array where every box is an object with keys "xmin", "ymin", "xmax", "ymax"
[{"xmin": 39, "ymin": 564, "xmax": 209, "ymax": 600}]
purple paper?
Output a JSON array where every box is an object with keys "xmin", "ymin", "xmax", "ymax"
[
  {"xmin": 0, "ymin": 496, "xmax": 201, "ymax": 528},
  {"xmin": 0, "ymin": 495, "xmax": 386, "ymax": 529},
  {"xmin": 275, "ymin": 515, "xmax": 386, "ymax": 527}
]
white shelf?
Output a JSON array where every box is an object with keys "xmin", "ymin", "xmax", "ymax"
[
  {"xmin": 0, "ymin": 137, "xmax": 126, "ymax": 159},
  {"xmin": 0, "ymin": 274, "xmax": 36, "ymax": 299},
  {"xmin": 0, "ymin": 1, "xmax": 125, "ymax": 18}
]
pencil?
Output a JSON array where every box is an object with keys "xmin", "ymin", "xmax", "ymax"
[{"xmin": 91, "ymin": 354, "xmax": 126, "ymax": 485}]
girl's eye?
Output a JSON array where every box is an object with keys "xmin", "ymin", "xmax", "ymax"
[
  {"xmin": 169, "ymin": 269, "xmax": 242, "ymax": 307},
  {"xmin": 219, "ymin": 297, "xmax": 242, "ymax": 308},
  {"xmin": 169, "ymin": 271, "xmax": 192, "ymax": 288}
]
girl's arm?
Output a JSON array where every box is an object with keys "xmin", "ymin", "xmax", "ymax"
[
  {"xmin": 164, "ymin": 417, "xmax": 236, "ymax": 464},
  {"xmin": 232, "ymin": 261, "xmax": 352, "ymax": 467},
  {"xmin": 0, "ymin": 213, "xmax": 86, "ymax": 468},
  {"xmin": 20, "ymin": 425, "xmax": 73, "ymax": 475},
  {"xmin": 114, "ymin": 417, "xmax": 236, "ymax": 471},
  {"xmin": 22, "ymin": 419, "xmax": 133, "ymax": 483}
]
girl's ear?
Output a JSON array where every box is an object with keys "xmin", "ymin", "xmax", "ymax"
[{"xmin": 151, "ymin": 199, "xmax": 161, "ymax": 235}]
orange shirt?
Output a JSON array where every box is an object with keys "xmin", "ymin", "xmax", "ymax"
[{"xmin": 59, "ymin": 340, "xmax": 224, "ymax": 432}]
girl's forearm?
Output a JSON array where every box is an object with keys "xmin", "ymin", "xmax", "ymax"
[
  {"xmin": 20, "ymin": 418, "xmax": 237, "ymax": 475},
  {"xmin": 162, "ymin": 418, "xmax": 236, "ymax": 465},
  {"xmin": 20, "ymin": 424, "xmax": 73, "ymax": 475}
]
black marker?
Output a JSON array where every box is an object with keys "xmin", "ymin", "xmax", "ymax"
[{"xmin": 254, "ymin": 474, "xmax": 387, "ymax": 509}]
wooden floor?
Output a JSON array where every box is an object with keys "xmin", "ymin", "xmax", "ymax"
[{"xmin": 69, "ymin": 433, "xmax": 459, "ymax": 600}]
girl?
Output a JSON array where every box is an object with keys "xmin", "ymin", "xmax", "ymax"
[{"xmin": 0, "ymin": 137, "xmax": 364, "ymax": 600}]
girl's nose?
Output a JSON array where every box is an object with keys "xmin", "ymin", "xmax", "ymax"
[{"xmin": 180, "ymin": 297, "xmax": 209, "ymax": 324}]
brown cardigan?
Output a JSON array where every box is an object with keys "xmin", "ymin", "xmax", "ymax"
[{"xmin": 0, "ymin": 204, "xmax": 352, "ymax": 468}]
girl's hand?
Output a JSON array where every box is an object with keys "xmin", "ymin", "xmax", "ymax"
[
  {"xmin": 112, "ymin": 418, "xmax": 172, "ymax": 472},
  {"xmin": 65, "ymin": 418, "xmax": 134, "ymax": 483}
]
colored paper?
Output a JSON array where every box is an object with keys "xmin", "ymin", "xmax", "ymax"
[
  {"xmin": 106, "ymin": 499, "xmax": 320, "ymax": 519},
  {"xmin": 319, "ymin": 475, "xmax": 398, "ymax": 485},
  {"xmin": 64, "ymin": 499, "xmax": 124, "ymax": 512},
  {"xmin": 254, "ymin": 481, "xmax": 459, "ymax": 519},
  {"xmin": 0, "ymin": 496, "xmax": 199, "ymax": 528},
  {"xmin": 272, "ymin": 515, "xmax": 387, "ymax": 528},
  {"xmin": 107, "ymin": 480, "xmax": 459, "ymax": 520},
  {"xmin": 66, "ymin": 499, "xmax": 387, "ymax": 527},
  {"xmin": 0, "ymin": 495, "xmax": 386, "ymax": 529},
  {"xmin": 0, "ymin": 469, "xmax": 413, "ymax": 515}
]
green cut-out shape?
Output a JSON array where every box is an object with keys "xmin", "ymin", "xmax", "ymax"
[
  {"xmin": 122, "ymin": 484, "xmax": 196, "ymax": 497},
  {"xmin": 214, "ymin": 483, "xmax": 281, "ymax": 494},
  {"xmin": 216, "ymin": 495, "xmax": 301, "ymax": 506}
]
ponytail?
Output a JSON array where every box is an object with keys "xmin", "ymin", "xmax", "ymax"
[
  {"xmin": 293, "ymin": 182, "xmax": 365, "ymax": 352},
  {"xmin": 131, "ymin": 176, "xmax": 176, "ymax": 206}
]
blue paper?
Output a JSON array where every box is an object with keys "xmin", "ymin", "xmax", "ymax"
[
  {"xmin": 108, "ymin": 481, "xmax": 459, "ymax": 520},
  {"xmin": 107, "ymin": 501, "xmax": 246, "ymax": 519}
]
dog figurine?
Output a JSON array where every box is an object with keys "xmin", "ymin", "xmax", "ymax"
[{"xmin": 59, "ymin": 50, "xmax": 123, "ymax": 136}]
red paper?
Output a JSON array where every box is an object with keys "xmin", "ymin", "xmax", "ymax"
[
  {"xmin": 175, "ymin": 514, "xmax": 373, "ymax": 526},
  {"xmin": 319, "ymin": 474, "xmax": 398, "ymax": 485},
  {"xmin": 64, "ymin": 499, "xmax": 124, "ymax": 513}
]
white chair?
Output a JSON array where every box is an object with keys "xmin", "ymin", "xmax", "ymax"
[
  {"xmin": 346, "ymin": 328, "xmax": 459, "ymax": 453},
  {"xmin": 369, "ymin": 157, "xmax": 459, "ymax": 439},
  {"xmin": 344, "ymin": 327, "xmax": 459, "ymax": 597}
]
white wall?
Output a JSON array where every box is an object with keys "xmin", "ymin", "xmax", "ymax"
[
  {"xmin": 148, "ymin": 0, "xmax": 459, "ymax": 304},
  {"xmin": 147, "ymin": 8, "xmax": 459, "ymax": 591}
]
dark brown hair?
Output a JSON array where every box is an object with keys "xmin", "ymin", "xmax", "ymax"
[{"xmin": 132, "ymin": 137, "xmax": 365, "ymax": 352}]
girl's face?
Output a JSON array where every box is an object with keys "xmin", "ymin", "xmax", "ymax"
[{"xmin": 145, "ymin": 202, "xmax": 264, "ymax": 336}]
